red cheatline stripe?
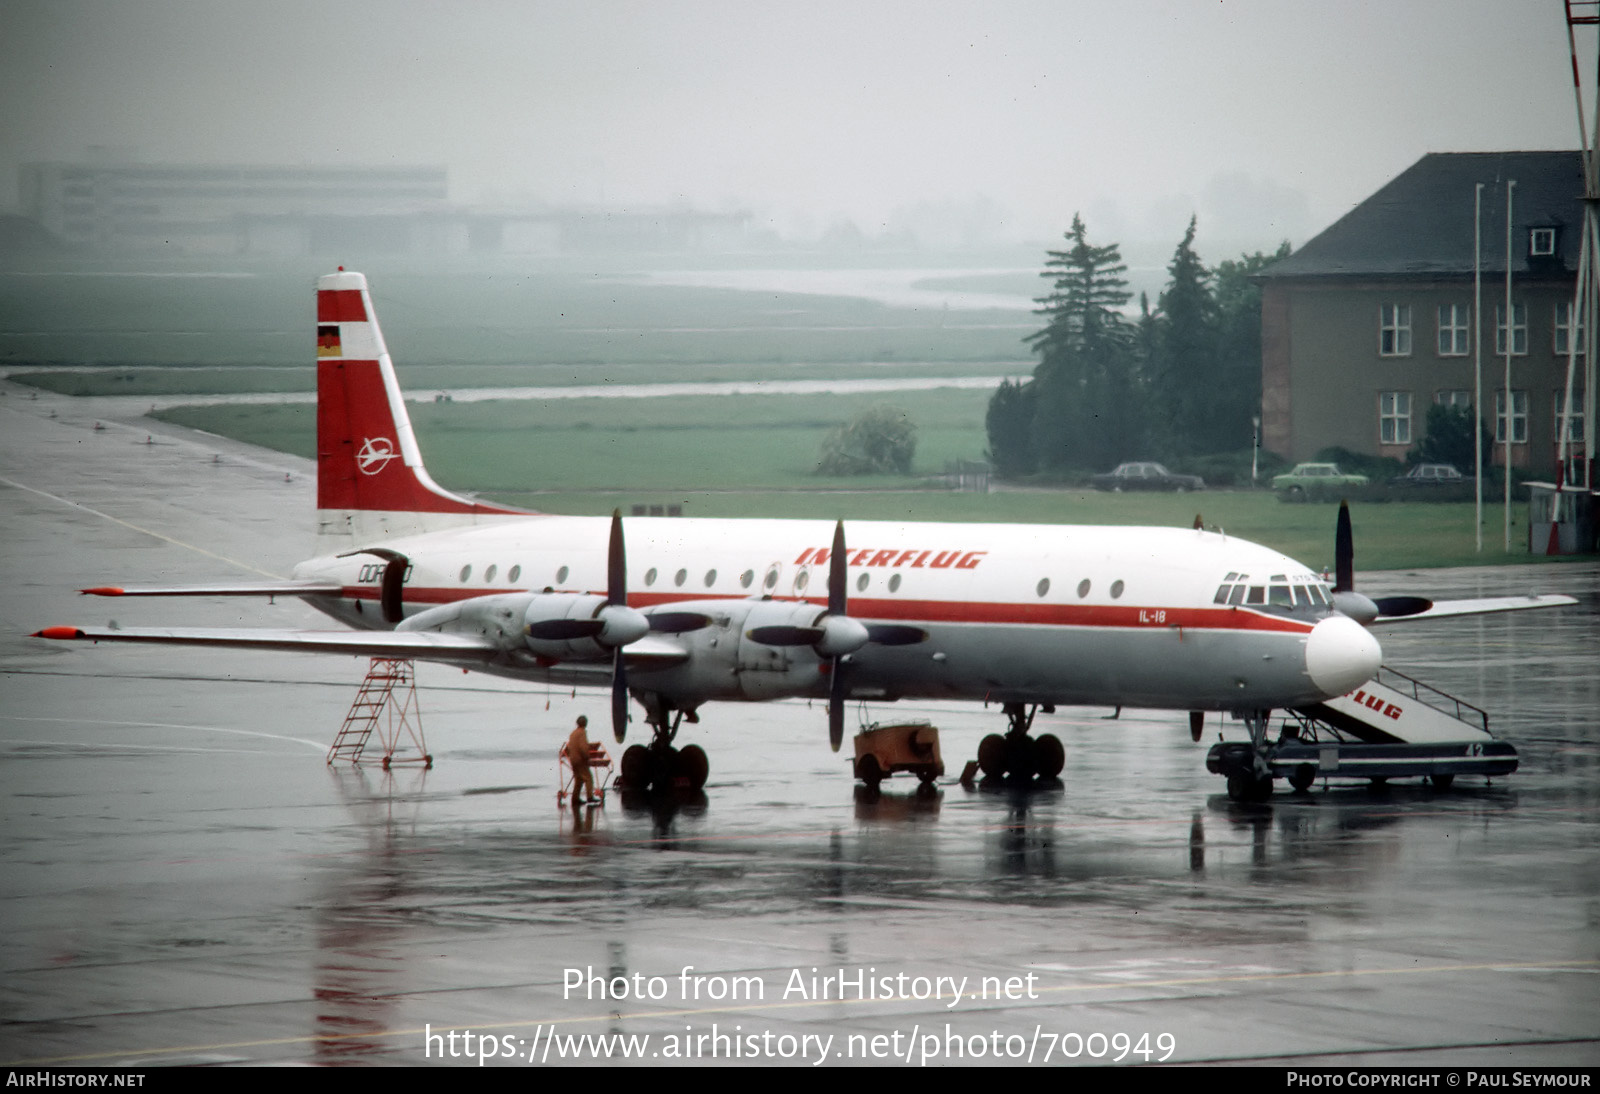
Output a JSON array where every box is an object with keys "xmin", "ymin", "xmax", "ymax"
[
  {"xmin": 317, "ymin": 290, "xmax": 366, "ymax": 322},
  {"xmin": 328, "ymin": 587, "xmax": 1315, "ymax": 634}
]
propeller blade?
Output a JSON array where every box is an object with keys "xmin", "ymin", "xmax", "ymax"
[
  {"xmin": 525, "ymin": 618, "xmax": 607, "ymax": 640},
  {"xmin": 828, "ymin": 661, "xmax": 845, "ymax": 752},
  {"xmin": 646, "ymin": 610, "xmax": 714, "ymax": 634},
  {"xmin": 1334, "ymin": 501, "xmax": 1355, "ymax": 593},
  {"xmin": 828, "ymin": 520, "xmax": 847, "ymax": 617},
  {"xmin": 1373, "ymin": 595, "xmax": 1434, "ymax": 618},
  {"xmin": 864, "ymin": 623, "xmax": 928, "ymax": 646},
  {"xmin": 746, "ymin": 625, "xmax": 825, "ymax": 646},
  {"xmin": 612, "ymin": 646, "xmax": 628, "ymax": 743},
  {"xmin": 608, "ymin": 508, "xmax": 626, "ymax": 605},
  {"xmin": 608, "ymin": 509, "xmax": 628, "ymax": 741}
]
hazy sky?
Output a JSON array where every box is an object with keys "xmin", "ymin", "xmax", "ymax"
[{"xmin": 0, "ymin": 0, "xmax": 1584, "ymax": 252}]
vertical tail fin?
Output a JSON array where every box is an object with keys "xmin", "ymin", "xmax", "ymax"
[{"xmin": 315, "ymin": 270, "xmax": 534, "ymax": 540}]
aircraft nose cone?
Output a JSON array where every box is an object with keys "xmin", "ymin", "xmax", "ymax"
[{"xmin": 1305, "ymin": 614, "xmax": 1382, "ymax": 697}]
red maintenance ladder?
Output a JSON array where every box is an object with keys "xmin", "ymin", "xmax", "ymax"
[{"xmin": 326, "ymin": 657, "xmax": 433, "ymax": 769}]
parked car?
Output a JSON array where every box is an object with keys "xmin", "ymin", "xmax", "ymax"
[
  {"xmin": 1391, "ymin": 463, "xmax": 1468, "ymax": 486},
  {"xmin": 1090, "ymin": 461, "xmax": 1205, "ymax": 492},
  {"xmin": 1271, "ymin": 462, "xmax": 1369, "ymax": 493}
]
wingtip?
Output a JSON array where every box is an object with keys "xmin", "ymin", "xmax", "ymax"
[
  {"xmin": 33, "ymin": 626, "xmax": 85, "ymax": 640},
  {"xmin": 81, "ymin": 586, "xmax": 124, "ymax": 597}
]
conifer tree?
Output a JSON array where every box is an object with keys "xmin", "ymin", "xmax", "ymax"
[{"xmin": 1022, "ymin": 214, "xmax": 1141, "ymax": 470}]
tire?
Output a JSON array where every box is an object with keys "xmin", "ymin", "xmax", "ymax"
[
  {"xmin": 1430, "ymin": 773, "xmax": 1455, "ymax": 791},
  {"xmin": 621, "ymin": 744, "xmax": 652, "ymax": 790},
  {"xmin": 857, "ymin": 753, "xmax": 884, "ymax": 789},
  {"xmin": 1289, "ymin": 764, "xmax": 1316, "ymax": 792},
  {"xmin": 676, "ymin": 744, "xmax": 709, "ymax": 790},
  {"xmin": 977, "ymin": 734, "xmax": 1007, "ymax": 777},
  {"xmin": 1226, "ymin": 770, "xmax": 1253, "ymax": 801},
  {"xmin": 1035, "ymin": 734, "xmax": 1065, "ymax": 779},
  {"xmin": 1007, "ymin": 735, "xmax": 1038, "ymax": 780}
]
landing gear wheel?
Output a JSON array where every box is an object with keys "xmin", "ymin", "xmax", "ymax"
[
  {"xmin": 977, "ymin": 734, "xmax": 1007, "ymax": 778},
  {"xmin": 1289, "ymin": 764, "xmax": 1316, "ymax": 792},
  {"xmin": 621, "ymin": 745, "xmax": 652, "ymax": 790},
  {"xmin": 1034, "ymin": 734, "xmax": 1065, "ymax": 779},
  {"xmin": 1006, "ymin": 735, "xmax": 1037, "ymax": 780},
  {"xmin": 856, "ymin": 754, "xmax": 884, "ymax": 790},
  {"xmin": 676, "ymin": 744, "xmax": 709, "ymax": 791},
  {"xmin": 1228, "ymin": 770, "xmax": 1274, "ymax": 802},
  {"xmin": 1430, "ymin": 773, "xmax": 1455, "ymax": 791},
  {"xmin": 1226, "ymin": 770, "xmax": 1253, "ymax": 802}
]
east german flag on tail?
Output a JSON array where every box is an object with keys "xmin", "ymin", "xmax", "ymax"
[{"xmin": 317, "ymin": 325, "xmax": 341, "ymax": 358}]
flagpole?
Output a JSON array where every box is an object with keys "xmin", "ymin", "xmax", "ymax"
[
  {"xmin": 1504, "ymin": 179, "xmax": 1516, "ymax": 553},
  {"xmin": 1474, "ymin": 182, "xmax": 1484, "ymax": 553}
]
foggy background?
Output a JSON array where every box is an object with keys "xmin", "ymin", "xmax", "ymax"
[{"xmin": 0, "ymin": 0, "xmax": 1580, "ymax": 257}]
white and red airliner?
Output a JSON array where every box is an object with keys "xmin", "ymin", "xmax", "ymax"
[{"xmin": 33, "ymin": 271, "xmax": 1574, "ymax": 794}]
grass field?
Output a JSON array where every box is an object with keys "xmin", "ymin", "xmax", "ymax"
[
  {"xmin": 0, "ymin": 262, "xmax": 1032, "ymax": 374},
  {"xmin": 153, "ymin": 392, "xmax": 1558, "ymax": 572},
  {"xmin": 15, "ymin": 254, "xmax": 1568, "ymax": 572}
]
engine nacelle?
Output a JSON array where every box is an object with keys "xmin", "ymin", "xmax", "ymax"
[
  {"xmin": 637, "ymin": 598, "xmax": 863, "ymax": 702},
  {"xmin": 397, "ymin": 592, "xmax": 647, "ymax": 661},
  {"xmin": 520, "ymin": 592, "xmax": 648, "ymax": 658},
  {"xmin": 397, "ymin": 593, "xmax": 534, "ymax": 650}
]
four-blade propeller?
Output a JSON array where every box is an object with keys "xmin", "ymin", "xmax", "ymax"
[{"xmin": 1330, "ymin": 501, "xmax": 1433, "ymax": 625}]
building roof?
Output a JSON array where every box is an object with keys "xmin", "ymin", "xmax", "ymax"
[{"xmin": 1261, "ymin": 151, "xmax": 1585, "ymax": 280}]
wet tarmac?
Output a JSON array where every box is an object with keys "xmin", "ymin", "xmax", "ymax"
[{"xmin": 2, "ymin": 380, "xmax": 1597, "ymax": 1067}]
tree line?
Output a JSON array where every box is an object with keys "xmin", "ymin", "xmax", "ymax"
[{"xmin": 986, "ymin": 214, "xmax": 1289, "ymax": 479}]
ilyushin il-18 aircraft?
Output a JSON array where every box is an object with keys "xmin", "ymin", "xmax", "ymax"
[{"xmin": 32, "ymin": 271, "xmax": 1577, "ymax": 800}]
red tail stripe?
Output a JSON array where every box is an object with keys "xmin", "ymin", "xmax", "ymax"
[{"xmin": 317, "ymin": 290, "xmax": 367, "ymax": 323}]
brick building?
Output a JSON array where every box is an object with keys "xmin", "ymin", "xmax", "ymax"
[{"xmin": 1259, "ymin": 151, "xmax": 1586, "ymax": 477}]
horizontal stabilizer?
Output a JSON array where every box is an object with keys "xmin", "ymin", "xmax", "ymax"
[{"xmin": 81, "ymin": 581, "xmax": 342, "ymax": 598}]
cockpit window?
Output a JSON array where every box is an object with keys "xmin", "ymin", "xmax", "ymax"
[{"xmin": 1217, "ymin": 570, "xmax": 1331, "ymax": 618}]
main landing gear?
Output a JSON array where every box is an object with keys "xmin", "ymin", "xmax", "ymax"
[
  {"xmin": 619, "ymin": 697, "xmax": 710, "ymax": 794},
  {"xmin": 976, "ymin": 702, "xmax": 1065, "ymax": 782}
]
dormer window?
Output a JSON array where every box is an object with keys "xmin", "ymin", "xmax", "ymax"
[{"xmin": 1530, "ymin": 227, "xmax": 1557, "ymax": 257}]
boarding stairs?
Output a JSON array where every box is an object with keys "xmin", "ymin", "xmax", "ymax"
[
  {"xmin": 1275, "ymin": 666, "xmax": 1516, "ymax": 785},
  {"xmin": 326, "ymin": 657, "xmax": 433, "ymax": 769},
  {"xmin": 1208, "ymin": 666, "xmax": 1518, "ymax": 792}
]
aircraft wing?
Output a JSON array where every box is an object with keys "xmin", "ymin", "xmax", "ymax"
[
  {"xmin": 32, "ymin": 624, "xmax": 502, "ymax": 661},
  {"xmin": 80, "ymin": 581, "xmax": 343, "ymax": 598},
  {"xmin": 1370, "ymin": 593, "xmax": 1579, "ymax": 625},
  {"xmin": 30, "ymin": 625, "xmax": 691, "ymax": 669}
]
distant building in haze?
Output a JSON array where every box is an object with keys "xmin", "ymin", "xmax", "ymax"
[{"xmin": 18, "ymin": 161, "xmax": 754, "ymax": 257}]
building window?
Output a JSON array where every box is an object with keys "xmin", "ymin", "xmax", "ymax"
[
  {"xmin": 1494, "ymin": 303, "xmax": 1527, "ymax": 356},
  {"xmin": 1380, "ymin": 391, "xmax": 1413, "ymax": 445},
  {"xmin": 1554, "ymin": 390, "xmax": 1586, "ymax": 444},
  {"xmin": 1554, "ymin": 300, "xmax": 1586, "ymax": 357},
  {"xmin": 1435, "ymin": 389, "xmax": 1472, "ymax": 410},
  {"xmin": 1380, "ymin": 304, "xmax": 1411, "ymax": 356},
  {"xmin": 1530, "ymin": 228, "xmax": 1556, "ymax": 256},
  {"xmin": 1495, "ymin": 390, "xmax": 1528, "ymax": 444},
  {"xmin": 1436, "ymin": 304, "xmax": 1469, "ymax": 356}
]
